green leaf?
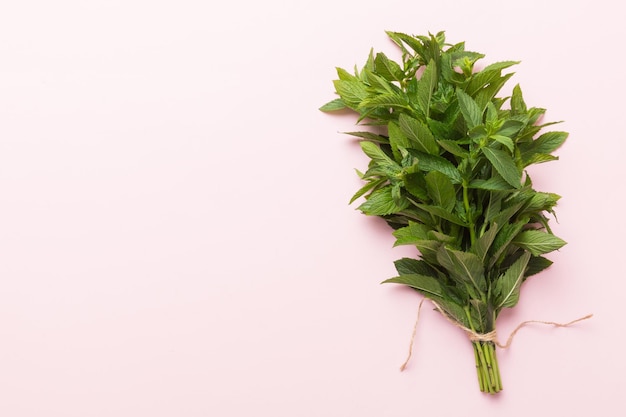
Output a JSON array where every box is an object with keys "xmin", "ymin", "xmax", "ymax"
[
  {"xmin": 359, "ymin": 93, "xmax": 410, "ymax": 110},
  {"xmin": 363, "ymin": 69, "xmax": 399, "ymax": 94},
  {"xmin": 414, "ymin": 203, "xmax": 468, "ymax": 226},
  {"xmin": 425, "ymin": 171, "xmax": 456, "ymax": 212},
  {"xmin": 522, "ymin": 192, "xmax": 561, "ymax": 213},
  {"xmin": 519, "ymin": 131, "xmax": 567, "ymax": 165},
  {"xmin": 525, "ymin": 255, "xmax": 553, "ymax": 277},
  {"xmin": 483, "ymin": 192, "xmax": 503, "ymax": 223},
  {"xmin": 456, "ymin": 89, "xmax": 482, "ymax": 129},
  {"xmin": 512, "ymin": 230, "xmax": 567, "ymax": 256},
  {"xmin": 407, "ymin": 149, "xmax": 462, "ymax": 183},
  {"xmin": 479, "ymin": 60, "xmax": 520, "ymax": 74},
  {"xmin": 398, "ymin": 114, "xmax": 439, "ymax": 155},
  {"xmin": 436, "ymin": 246, "xmax": 486, "ymax": 292},
  {"xmin": 374, "ymin": 52, "xmax": 405, "ymax": 81},
  {"xmin": 485, "ymin": 102, "xmax": 498, "ymax": 124},
  {"xmin": 343, "ymin": 131, "xmax": 389, "ymax": 144},
  {"xmin": 490, "ymin": 135, "xmax": 515, "ymax": 153},
  {"xmin": 441, "ymin": 51, "xmax": 466, "ymax": 85},
  {"xmin": 392, "ymin": 222, "xmax": 430, "ymax": 246},
  {"xmin": 319, "ymin": 98, "xmax": 346, "ymax": 112},
  {"xmin": 417, "ymin": 60, "xmax": 437, "ymax": 116},
  {"xmin": 391, "ymin": 183, "xmax": 404, "ymax": 206},
  {"xmin": 413, "ymin": 240, "xmax": 443, "ymax": 264},
  {"xmin": 383, "ymin": 274, "xmax": 444, "ymax": 298},
  {"xmin": 394, "ymin": 258, "xmax": 438, "ymax": 277},
  {"xmin": 403, "ymin": 171, "xmax": 429, "ymax": 200},
  {"xmin": 472, "ymin": 223, "xmax": 499, "ymax": 263},
  {"xmin": 428, "ymin": 230, "xmax": 456, "ymax": 244},
  {"xmin": 349, "ymin": 178, "xmax": 386, "ymax": 204},
  {"xmin": 473, "ymin": 72, "xmax": 515, "ymax": 111},
  {"xmin": 466, "ymin": 61, "xmax": 519, "ymax": 96},
  {"xmin": 438, "ymin": 140, "xmax": 469, "ymax": 159},
  {"xmin": 427, "ymin": 118, "xmax": 455, "ymax": 140},
  {"xmin": 469, "ymin": 300, "xmax": 489, "ymax": 333},
  {"xmin": 361, "ymin": 49, "xmax": 376, "ymax": 77},
  {"xmin": 333, "ymin": 79, "xmax": 367, "ymax": 109},
  {"xmin": 494, "ymin": 252, "xmax": 531, "ymax": 309},
  {"xmin": 451, "ymin": 50, "xmax": 485, "ymax": 75},
  {"xmin": 488, "ymin": 201, "xmax": 523, "ymax": 227},
  {"xmin": 488, "ymin": 217, "xmax": 528, "ymax": 268},
  {"xmin": 358, "ymin": 186, "xmax": 409, "ymax": 216},
  {"xmin": 336, "ymin": 67, "xmax": 358, "ymax": 81},
  {"xmin": 432, "ymin": 298, "xmax": 471, "ymax": 328},
  {"xmin": 511, "ymin": 84, "xmax": 527, "ymax": 115},
  {"xmin": 388, "ymin": 121, "xmax": 412, "ymax": 161},
  {"xmin": 392, "ymin": 233, "xmax": 444, "ymax": 263},
  {"xmin": 482, "ymin": 147, "xmax": 521, "ymax": 188},
  {"xmin": 496, "ymin": 120, "xmax": 525, "ymax": 138},
  {"xmin": 360, "ymin": 141, "xmax": 398, "ymax": 168},
  {"xmin": 523, "ymin": 153, "xmax": 559, "ymax": 166},
  {"xmin": 363, "ymin": 190, "xmax": 404, "ymax": 215},
  {"xmin": 469, "ymin": 176, "xmax": 515, "ymax": 191},
  {"xmin": 532, "ymin": 131, "xmax": 569, "ymax": 154},
  {"xmin": 386, "ymin": 31, "xmax": 426, "ymax": 58}
]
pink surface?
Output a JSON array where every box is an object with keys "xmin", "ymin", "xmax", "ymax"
[{"xmin": 0, "ymin": 1, "xmax": 623, "ymax": 415}]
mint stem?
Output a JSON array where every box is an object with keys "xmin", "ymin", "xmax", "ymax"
[
  {"xmin": 472, "ymin": 341, "xmax": 502, "ymax": 394},
  {"xmin": 462, "ymin": 183, "xmax": 476, "ymax": 246}
]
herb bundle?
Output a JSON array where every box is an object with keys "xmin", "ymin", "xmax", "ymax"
[{"xmin": 321, "ymin": 31, "xmax": 568, "ymax": 394}]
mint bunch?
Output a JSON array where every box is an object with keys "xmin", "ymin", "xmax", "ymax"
[{"xmin": 321, "ymin": 31, "xmax": 567, "ymax": 394}]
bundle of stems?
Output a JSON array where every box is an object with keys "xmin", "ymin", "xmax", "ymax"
[{"xmin": 321, "ymin": 31, "xmax": 568, "ymax": 393}]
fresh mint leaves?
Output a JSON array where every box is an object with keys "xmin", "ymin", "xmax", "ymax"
[{"xmin": 321, "ymin": 31, "xmax": 568, "ymax": 394}]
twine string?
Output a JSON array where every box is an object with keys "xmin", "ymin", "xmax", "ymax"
[
  {"xmin": 399, "ymin": 299, "xmax": 593, "ymax": 371},
  {"xmin": 399, "ymin": 298, "xmax": 425, "ymax": 371},
  {"xmin": 494, "ymin": 314, "xmax": 594, "ymax": 349}
]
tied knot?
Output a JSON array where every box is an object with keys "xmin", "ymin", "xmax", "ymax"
[{"xmin": 467, "ymin": 329, "xmax": 498, "ymax": 344}]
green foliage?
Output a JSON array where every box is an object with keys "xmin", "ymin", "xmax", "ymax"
[{"xmin": 321, "ymin": 31, "xmax": 568, "ymax": 393}]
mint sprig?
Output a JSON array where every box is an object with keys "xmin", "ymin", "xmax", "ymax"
[{"xmin": 321, "ymin": 31, "xmax": 568, "ymax": 394}]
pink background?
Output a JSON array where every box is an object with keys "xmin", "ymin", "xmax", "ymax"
[{"xmin": 1, "ymin": 1, "xmax": 623, "ymax": 415}]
